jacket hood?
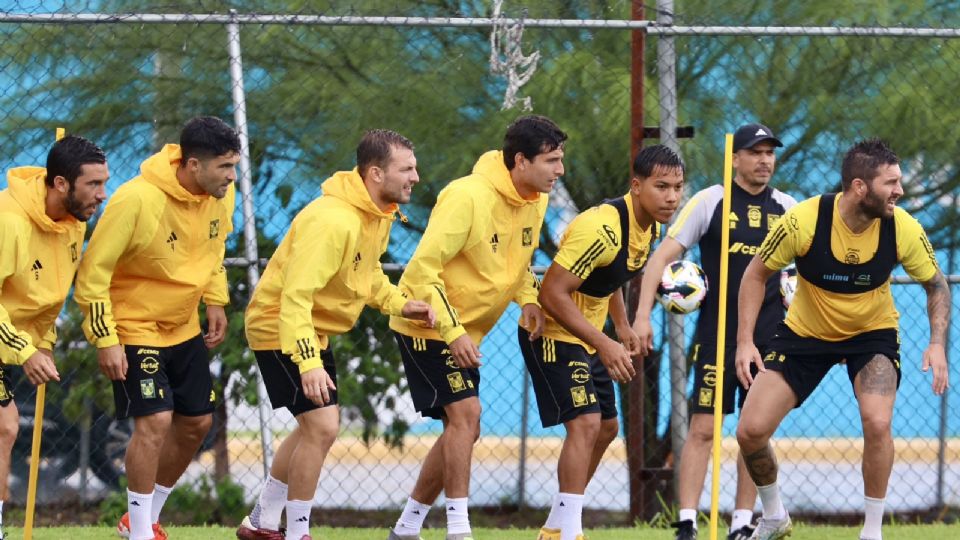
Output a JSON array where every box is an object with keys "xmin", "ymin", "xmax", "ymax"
[
  {"xmin": 321, "ymin": 168, "xmax": 401, "ymax": 221},
  {"xmin": 7, "ymin": 166, "xmax": 77, "ymax": 233},
  {"xmin": 140, "ymin": 144, "xmax": 209, "ymax": 203},
  {"xmin": 473, "ymin": 150, "xmax": 543, "ymax": 207}
]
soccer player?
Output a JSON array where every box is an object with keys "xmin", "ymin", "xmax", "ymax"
[
  {"xmin": 236, "ymin": 129, "xmax": 435, "ymax": 540},
  {"xmin": 633, "ymin": 123, "xmax": 797, "ymax": 540},
  {"xmin": 0, "ymin": 136, "xmax": 107, "ymax": 536},
  {"xmin": 525, "ymin": 145, "xmax": 684, "ymax": 540},
  {"xmin": 386, "ymin": 115, "xmax": 567, "ymax": 540},
  {"xmin": 75, "ymin": 117, "xmax": 240, "ymax": 540},
  {"xmin": 735, "ymin": 139, "xmax": 949, "ymax": 540}
]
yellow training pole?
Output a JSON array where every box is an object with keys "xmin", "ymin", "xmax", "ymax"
[
  {"xmin": 708, "ymin": 133, "xmax": 735, "ymax": 540},
  {"xmin": 23, "ymin": 127, "xmax": 64, "ymax": 539}
]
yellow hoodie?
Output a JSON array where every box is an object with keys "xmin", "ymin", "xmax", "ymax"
[
  {"xmin": 245, "ymin": 169, "xmax": 409, "ymax": 373},
  {"xmin": 75, "ymin": 144, "xmax": 233, "ymax": 348},
  {"xmin": 0, "ymin": 167, "xmax": 85, "ymax": 364},
  {"xmin": 390, "ymin": 150, "xmax": 546, "ymax": 344}
]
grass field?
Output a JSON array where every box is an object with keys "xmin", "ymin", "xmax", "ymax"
[{"xmin": 5, "ymin": 524, "xmax": 958, "ymax": 539}]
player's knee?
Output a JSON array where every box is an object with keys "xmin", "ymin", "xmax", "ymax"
[
  {"xmin": 861, "ymin": 413, "xmax": 892, "ymax": 439},
  {"xmin": 565, "ymin": 414, "xmax": 601, "ymax": 441},
  {"xmin": 300, "ymin": 413, "xmax": 340, "ymax": 446},
  {"xmin": 0, "ymin": 416, "xmax": 18, "ymax": 448},
  {"xmin": 736, "ymin": 419, "xmax": 769, "ymax": 448},
  {"xmin": 597, "ymin": 418, "xmax": 618, "ymax": 446},
  {"xmin": 178, "ymin": 413, "xmax": 213, "ymax": 443},
  {"xmin": 133, "ymin": 410, "xmax": 174, "ymax": 443}
]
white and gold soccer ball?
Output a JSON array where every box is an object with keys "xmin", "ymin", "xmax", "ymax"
[
  {"xmin": 780, "ymin": 263, "xmax": 798, "ymax": 309},
  {"xmin": 657, "ymin": 260, "xmax": 708, "ymax": 314}
]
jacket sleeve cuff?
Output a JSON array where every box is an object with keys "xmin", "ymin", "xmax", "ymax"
[
  {"xmin": 440, "ymin": 324, "xmax": 468, "ymax": 345},
  {"xmin": 385, "ymin": 294, "xmax": 409, "ymax": 317},
  {"xmin": 95, "ymin": 335, "xmax": 121, "ymax": 348},
  {"xmin": 297, "ymin": 356, "xmax": 325, "ymax": 374},
  {"xmin": 14, "ymin": 344, "xmax": 38, "ymax": 366},
  {"xmin": 515, "ymin": 291, "xmax": 541, "ymax": 308}
]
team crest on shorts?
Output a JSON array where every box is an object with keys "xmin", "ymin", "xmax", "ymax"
[
  {"xmin": 698, "ymin": 388, "xmax": 714, "ymax": 407},
  {"xmin": 141, "ymin": 357, "xmax": 160, "ymax": 375},
  {"xmin": 0, "ymin": 381, "xmax": 9, "ymax": 401},
  {"xmin": 447, "ymin": 372, "xmax": 466, "ymax": 393},
  {"xmin": 141, "ymin": 379, "xmax": 156, "ymax": 399},
  {"xmin": 571, "ymin": 386, "xmax": 589, "ymax": 407}
]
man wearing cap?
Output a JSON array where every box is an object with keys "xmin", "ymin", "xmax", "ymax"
[{"xmin": 633, "ymin": 123, "xmax": 797, "ymax": 540}]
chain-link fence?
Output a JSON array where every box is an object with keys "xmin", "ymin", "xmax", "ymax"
[{"xmin": 0, "ymin": 0, "xmax": 957, "ymax": 527}]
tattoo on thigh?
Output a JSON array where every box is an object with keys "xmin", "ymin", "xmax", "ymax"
[
  {"xmin": 743, "ymin": 444, "xmax": 778, "ymax": 485},
  {"xmin": 857, "ymin": 355, "xmax": 897, "ymax": 396}
]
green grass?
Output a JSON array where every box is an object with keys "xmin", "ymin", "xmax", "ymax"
[{"xmin": 5, "ymin": 524, "xmax": 958, "ymax": 539}]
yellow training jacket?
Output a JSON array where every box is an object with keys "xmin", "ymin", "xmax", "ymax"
[
  {"xmin": 390, "ymin": 150, "xmax": 546, "ymax": 344},
  {"xmin": 0, "ymin": 167, "xmax": 85, "ymax": 364},
  {"xmin": 245, "ymin": 169, "xmax": 409, "ymax": 373},
  {"xmin": 75, "ymin": 144, "xmax": 233, "ymax": 348}
]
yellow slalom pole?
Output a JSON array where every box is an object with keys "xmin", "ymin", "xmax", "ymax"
[
  {"xmin": 708, "ymin": 133, "xmax": 735, "ymax": 540},
  {"xmin": 23, "ymin": 127, "xmax": 64, "ymax": 540}
]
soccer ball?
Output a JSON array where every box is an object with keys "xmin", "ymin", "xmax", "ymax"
[
  {"xmin": 657, "ymin": 260, "xmax": 708, "ymax": 314},
  {"xmin": 780, "ymin": 263, "xmax": 798, "ymax": 308}
]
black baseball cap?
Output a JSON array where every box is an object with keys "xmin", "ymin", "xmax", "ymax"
[{"xmin": 732, "ymin": 123, "xmax": 783, "ymax": 152}]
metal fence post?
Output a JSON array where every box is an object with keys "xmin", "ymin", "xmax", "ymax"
[{"xmin": 226, "ymin": 9, "xmax": 273, "ymax": 478}]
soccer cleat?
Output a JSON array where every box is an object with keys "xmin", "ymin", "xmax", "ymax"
[
  {"xmin": 117, "ymin": 512, "xmax": 169, "ymax": 540},
  {"xmin": 748, "ymin": 514, "xmax": 792, "ymax": 540},
  {"xmin": 236, "ymin": 515, "xmax": 287, "ymax": 539},
  {"xmin": 387, "ymin": 531, "xmax": 425, "ymax": 540},
  {"xmin": 671, "ymin": 519, "xmax": 697, "ymax": 540},
  {"xmin": 727, "ymin": 524, "xmax": 756, "ymax": 540},
  {"xmin": 537, "ymin": 527, "xmax": 560, "ymax": 540}
]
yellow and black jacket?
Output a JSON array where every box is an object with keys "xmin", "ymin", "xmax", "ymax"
[
  {"xmin": 245, "ymin": 169, "xmax": 409, "ymax": 373},
  {"xmin": 75, "ymin": 144, "xmax": 233, "ymax": 348},
  {"xmin": 0, "ymin": 167, "xmax": 85, "ymax": 364},
  {"xmin": 390, "ymin": 150, "xmax": 546, "ymax": 344}
]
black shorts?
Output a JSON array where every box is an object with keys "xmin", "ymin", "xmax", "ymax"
[
  {"xmin": 763, "ymin": 323, "xmax": 901, "ymax": 407},
  {"xmin": 689, "ymin": 342, "xmax": 760, "ymax": 415},
  {"xmin": 394, "ymin": 331, "xmax": 479, "ymax": 420},
  {"xmin": 115, "ymin": 335, "xmax": 215, "ymax": 420},
  {"xmin": 518, "ymin": 327, "xmax": 617, "ymax": 428},
  {"xmin": 0, "ymin": 365, "xmax": 12, "ymax": 407},
  {"xmin": 255, "ymin": 348, "xmax": 337, "ymax": 417}
]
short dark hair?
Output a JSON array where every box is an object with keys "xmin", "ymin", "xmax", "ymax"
[
  {"xmin": 840, "ymin": 138, "xmax": 900, "ymax": 191},
  {"xmin": 180, "ymin": 116, "xmax": 241, "ymax": 162},
  {"xmin": 45, "ymin": 135, "xmax": 107, "ymax": 188},
  {"xmin": 502, "ymin": 115, "xmax": 567, "ymax": 170},
  {"xmin": 356, "ymin": 129, "xmax": 414, "ymax": 178},
  {"xmin": 633, "ymin": 144, "xmax": 684, "ymax": 179}
]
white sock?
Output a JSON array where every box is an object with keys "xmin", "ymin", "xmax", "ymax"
[
  {"xmin": 393, "ymin": 497, "xmax": 431, "ymax": 535},
  {"xmin": 150, "ymin": 484, "xmax": 173, "ymax": 524},
  {"xmin": 127, "ymin": 489, "xmax": 154, "ymax": 540},
  {"xmin": 544, "ymin": 493, "xmax": 563, "ymax": 529},
  {"xmin": 558, "ymin": 493, "xmax": 584, "ymax": 540},
  {"xmin": 730, "ymin": 509, "xmax": 753, "ymax": 531},
  {"xmin": 445, "ymin": 496, "xmax": 471, "ymax": 535},
  {"xmin": 756, "ymin": 483, "xmax": 785, "ymax": 520},
  {"xmin": 251, "ymin": 475, "xmax": 288, "ymax": 530},
  {"xmin": 861, "ymin": 496, "xmax": 884, "ymax": 539},
  {"xmin": 285, "ymin": 499, "xmax": 312, "ymax": 538},
  {"xmin": 678, "ymin": 508, "xmax": 697, "ymax": 526}
]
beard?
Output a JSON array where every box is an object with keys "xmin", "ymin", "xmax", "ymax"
[
  {"xmin": 64, "ymin": 188, "xmax": 93, "ymax": 221},
  {"xmin": 859, "ymin": 187, "xmax": 893, "ymax": 219}
]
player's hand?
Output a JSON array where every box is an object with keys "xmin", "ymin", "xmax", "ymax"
[
  {"xmin": 736, "ymin": 341, "xmax": 764, "ymax": 389},
  {"xmin": 616, "ymin": 324, "xmax": 643, "ymax": 357},
  {"xmin": 631, "ymin": 314, "xmax": 654, "ymax": 358},
  {"xmin": 520, "ymin": 303, "xmax": 545, "ymax": 341},
  {"xmin": 597, "ymin": 336, "xmax": 635, "ymax": 383},
  {"xmin": 23, "ymin": 348, "xmax": 60, "ymax": 385},
  {"xmin": 301, "ymin": 365, "xmax": 337, "ymax": 406},
  {"xmin": 922, "ymin": 343, "xmax": 949, "ymax": 395},
  {"xmin": 449, "ymin": 334, "xmax": 481, "ymax": 368},
  {"xmin": 97, "ymin": 345, "xmax": 128, "ymax": 381},
  {"xmin": 401, "ymin": 300, "xmax": 436, "ymax": 328},
  {"xmin": 204, "ymin": 304, "xmax": 228, "ymax": 349}
]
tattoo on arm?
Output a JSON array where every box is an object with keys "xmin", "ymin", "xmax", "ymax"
[
  {"xmin": 855, "ymin": 354, "xmax": 897, "ymax": 397},
  {"xmin": 922, "ymin": 270, "xmax": 951, "ymax": 345},
  {"xmin": 743, "ymin": 443, "xmax": 779, "ymax": 486}
]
